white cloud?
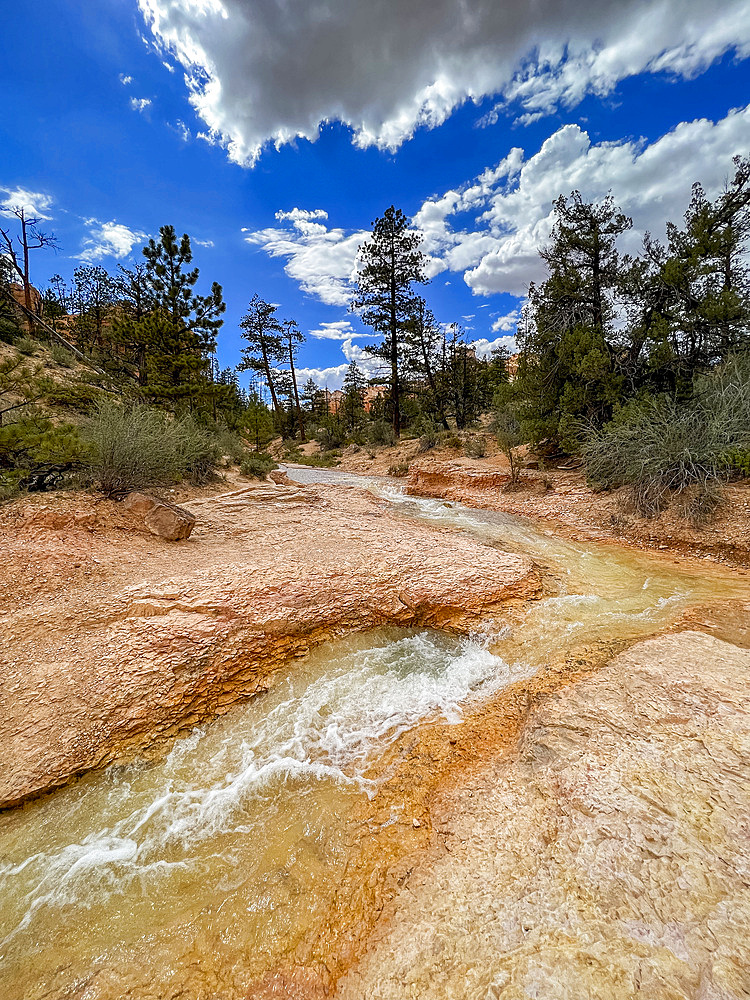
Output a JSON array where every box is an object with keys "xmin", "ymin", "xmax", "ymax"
[
  {"xmin": 308, "ymin": 319, "xmax": 369, "ymax": 341},
  {"xmin": 297, "ymin": 338, "xmax": 384, "ymax": 389},
  {"xmin": 194, "ymin": 237, "xmax": 214, "ymax": 247},
  {"xmin": 244, "ymin": 209, "xmax": 367, "ymax": 306},
  {"xmin": 129, "ymin": 97, "xmax": 152, "ymax": 113},
  {"xmin": 80, "ymin": 221, "xmax": 146, "ymax": 262},
  {"xmin": 470, "ymin": 334, "xmax": 518, "ymax": 358},
  {"xmin": 0, "ymin": 187, "xmax": 54, "ymax": 220},
  {"xmin": 246, "ymin": 106, "xmax": 750, "ymax": 308},
  {"xmin": 119, "ymin": 73, "xmax": 133, "ymax": 86},
  {"xmin": 137, "ymin": 0, "xmax": 750, "ymax": 165},
  {"xmin": 295, "ymin": 363, "xmax": 351, "ymax": 391},
  {"xmin": 463, "ymin": 105, "xmax": 750, "ymax": 295},
  {"xmin": 170, "ymin": 119, "xmax": 191, "ymax": 141},
  {"xmin": 491, "ymin": 309, "xmax": 521, "ymax": 333}
]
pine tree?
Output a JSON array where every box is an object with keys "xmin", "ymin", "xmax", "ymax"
[
  {"xmin": 340, "ymin": 361, "xmax": 367, "ymax": 431},
  {"xmin": 638, "ymin": 155, "xmax": 750, "ymax": 392},
  {"xmin": 280, "ymin": 318, "xmax": 306, "ymax": 440},
  {"xmin": 404, "ymin": 297, "xmax": 450, "ymax": 429},
  {"xmin": 238, "ymin": 295, "xmax": 285, "ymax": 423},
  {"xmin": 351, "ymin": 206, "xmax": 427, "ymax": 437},
  {"xmin": 138, "ymin": 225, "xmax": 225, "ymax": 407},
  {"xmin": 518, "ymin": 191, "xmax": 631, "ymax": 442}
]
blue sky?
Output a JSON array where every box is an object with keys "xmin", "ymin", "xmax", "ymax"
[{"xmin": 1, "ymin": 0, "xmax": 749, "ymax": 389}]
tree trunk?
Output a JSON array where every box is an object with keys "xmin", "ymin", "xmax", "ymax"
[
  {"xmin": 288, "ymin": 339, "xmax": 306, "ymax": 441},
  {"xmin": 260, "ymin": 336, "xmax": 282, "ymax": 417},
  {"xmin": 389, "ymin": 241, "xmax": 400, "ymax": 438}
]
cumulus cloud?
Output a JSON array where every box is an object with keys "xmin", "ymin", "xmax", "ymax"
[
  {"xmin": 119, "ymin": 73, "xmax": 133, "ymax": 86},
  {"xmin": 244, "ymin": 209, "xmax": 367, "ymax": 306},
  {"xmin": 294, "ymin": 363, "xmax": 351, "ymax": 390},
  {"xmin": 308, "ymin": 319, "xmax": 368, "ymax": 340},
  {"xmin": 491, "ymin": 309, "xmax": 521, "ymax": 333},
  {"xmin": 0, "ymin": 186, "xmax": 54, "ymax": 220},
  {"xmin": 137, "ymin": 0, "xmax": 750, "ymax": 165},
  {"xmin": 469, "ymin": 334, "xmax": 518, "ymax": 358},
  {"xmin": 462, "ymin": 105, "xmax": 750, "ymax": 295},
  {"xmin": 247, "ymin": 106, "xmax": 750, "ymax": 307},
  {"xmin": 80, "ymin": 221, "xmax": 146, "ymax": 262},
  {"xmin": 129, "ymin": 97, "xmax": 152, "ymax": 113}
]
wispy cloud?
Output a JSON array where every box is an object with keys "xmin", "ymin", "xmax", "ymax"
[{"xmin": 0, "ymin": 186, "xmax": 54, "ymax": 220}]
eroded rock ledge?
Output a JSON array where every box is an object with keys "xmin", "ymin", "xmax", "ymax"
[
  {"xmin": 336, "ymin": 631, "xmax": 750, "ymax": 999},
  {"xmin": 0, "ymin": 481, "xmax": 539, "ymax": 807}
]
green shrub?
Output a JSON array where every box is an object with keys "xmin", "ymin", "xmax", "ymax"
[
  {"xmin": 49, "ymin": 343, "xmax": 76, "ymax": 368},
  {"xmin": 0, "ymin": 411, "xmax": 85, "ymax": 485},
  {"xmin": 0, "ymin": 318, "xmax": 21, "ymax": 345},
  {"xmin": 173, "ymin": 414, "xmax": 221, "ymax": 485},
  {"xmin": 464, "ymin": 436, "xmax": 487, "ymax": 459},
  {"xmin": 85, "ymin": 402, "xmax": 221, "ymax": 497},
  {"xmin": 388, "ymin": 461, "xmax": 410, "ymax": 477},
  {"xmin": 43, "ymin": 378, "xmax": 102, "ymax": 414},
  {"xmin": 15, "ymin": 336, "xmax": 37, "ymax": 356},
  {"xmin": 581, "ymin": 355, "xmax": 750, "ymax": 521},
  {"xmin": 0, "ymin": 476, "xmax": 19, "ymax": 502},
  {"xmin": 441, "ymin": 432, "xmax": 463, "ymax": 450},
  {"xmin": 720, "ymin": 447, "xmax": 750, "ymax": 477},
  {"xmin": 317, "ymin": 421, "xmax": 346, "ymax": 451},
  {"xmin": 367, "ymin": 419, "xmax": 396, "ymax": 447},
  {"xmin": 493, "ymin": 406, "xmax": 523, "ymax": 482},
  {"xmin": 239, "ymin": 451, "xmax": 277, "ymax": 479},
  {"xmin": 417, "ymin": 421, "xmax": 440, "ymax": 453}
]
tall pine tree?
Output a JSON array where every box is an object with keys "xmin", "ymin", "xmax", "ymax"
[{"xmin": 351, "ymin": 206, "xmax": 427, "ymax": 437}]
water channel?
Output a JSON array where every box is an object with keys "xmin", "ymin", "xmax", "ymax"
[{"xmin": 0, "ymin": 469, "xmax": 746, "ymax": 998}]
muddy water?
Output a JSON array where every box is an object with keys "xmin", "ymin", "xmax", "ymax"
[{"xmin": 0, "ymin": 471, "xmax": 746, "ymax": 999}]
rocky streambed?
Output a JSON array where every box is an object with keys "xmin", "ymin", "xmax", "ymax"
[{"xmin": 0, "ymin": 469, "xmax": 748, "ymax": 999}]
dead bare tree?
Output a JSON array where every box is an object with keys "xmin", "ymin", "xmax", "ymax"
[{"xmin": 0, "ymin": 206, "xmax": 60, "ymax": 330}]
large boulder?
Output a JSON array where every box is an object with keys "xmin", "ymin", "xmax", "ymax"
[
  {"xmin": 123, "ymin": 492, "xmax": 196, "ymax": 541},
  {"xmin": 144, "ymin": 502, "xmax": 196, "ymax": 541}
]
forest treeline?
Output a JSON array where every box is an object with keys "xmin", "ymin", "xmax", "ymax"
[{"xmin": 0, "ymin": 153, "xmax": 748, "ymax": 519}]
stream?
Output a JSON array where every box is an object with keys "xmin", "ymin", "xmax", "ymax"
[{"xmin": 0, "ymin": 469, "xmax": 746, "ymax": 999}]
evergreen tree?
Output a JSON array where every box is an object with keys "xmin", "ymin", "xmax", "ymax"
[
  {"xmin": 238, "ymin": 295, "xmax": 285, "ymax": 423},
  {"xmin": 138, "ymin": 225, "xmax": 225, "ymax": 407},
  {"xmin": 404, "ymin": 298, "xmax": 450, "ymax": 429},
  {"xmin": 340, "ymin": 361, "xmax": 367, "ymax": 431},
  {"xmin": 517, "ymin": 191, "xmax": 631, "ymax": 443},
  {"xmin": 351, "ymin": 206, "xmax": 427, "ymax": 437},
  {"xmin": 280, "ymin": 318, "xmax": 306, "ymax": 440},
  {"xmin": 70, "ymin": 265, "xmax": 115, "ymax": 353},
  {"xmin": 112, "ymin": 263, "xmax": 155, "ymax": 386},
  {"xmin": 302, "ymin": 377, "xmax": 326, "ymax": 421},
  {"xmin": 638, "ymin": 155, "xmax": 750, "ymax": 393}
]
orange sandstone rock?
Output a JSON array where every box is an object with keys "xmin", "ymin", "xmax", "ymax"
[{"xmin": 0, "ymin": 482, "xmax": 539, "ymax": 807}]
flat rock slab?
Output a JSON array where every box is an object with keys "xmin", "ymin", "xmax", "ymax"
[
  {"xmin": 0, "ymin": 483, "xmax": 538, "ymax": 806},
  {"xmin": 336, "ymin": 631, "xmax": 750, "ymax": 1000}
]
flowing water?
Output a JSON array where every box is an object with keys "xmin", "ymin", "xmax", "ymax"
[{"xmin": 0, "ymin": 470, "xmax": 746, "ymax": 999}]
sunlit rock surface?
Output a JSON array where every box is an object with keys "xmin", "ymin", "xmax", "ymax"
[
  {"xmin": 337, "ymin": 631, "xmax": 750, "ymax": 1000},
  {"xmin": 0, "ymin": 482, "xmax": 538, "ymax": 806}
]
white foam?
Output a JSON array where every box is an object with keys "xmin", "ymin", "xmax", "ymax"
[{"xmin": 1, "ymin": 630, "xmax": 522, "ymax": 944}]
